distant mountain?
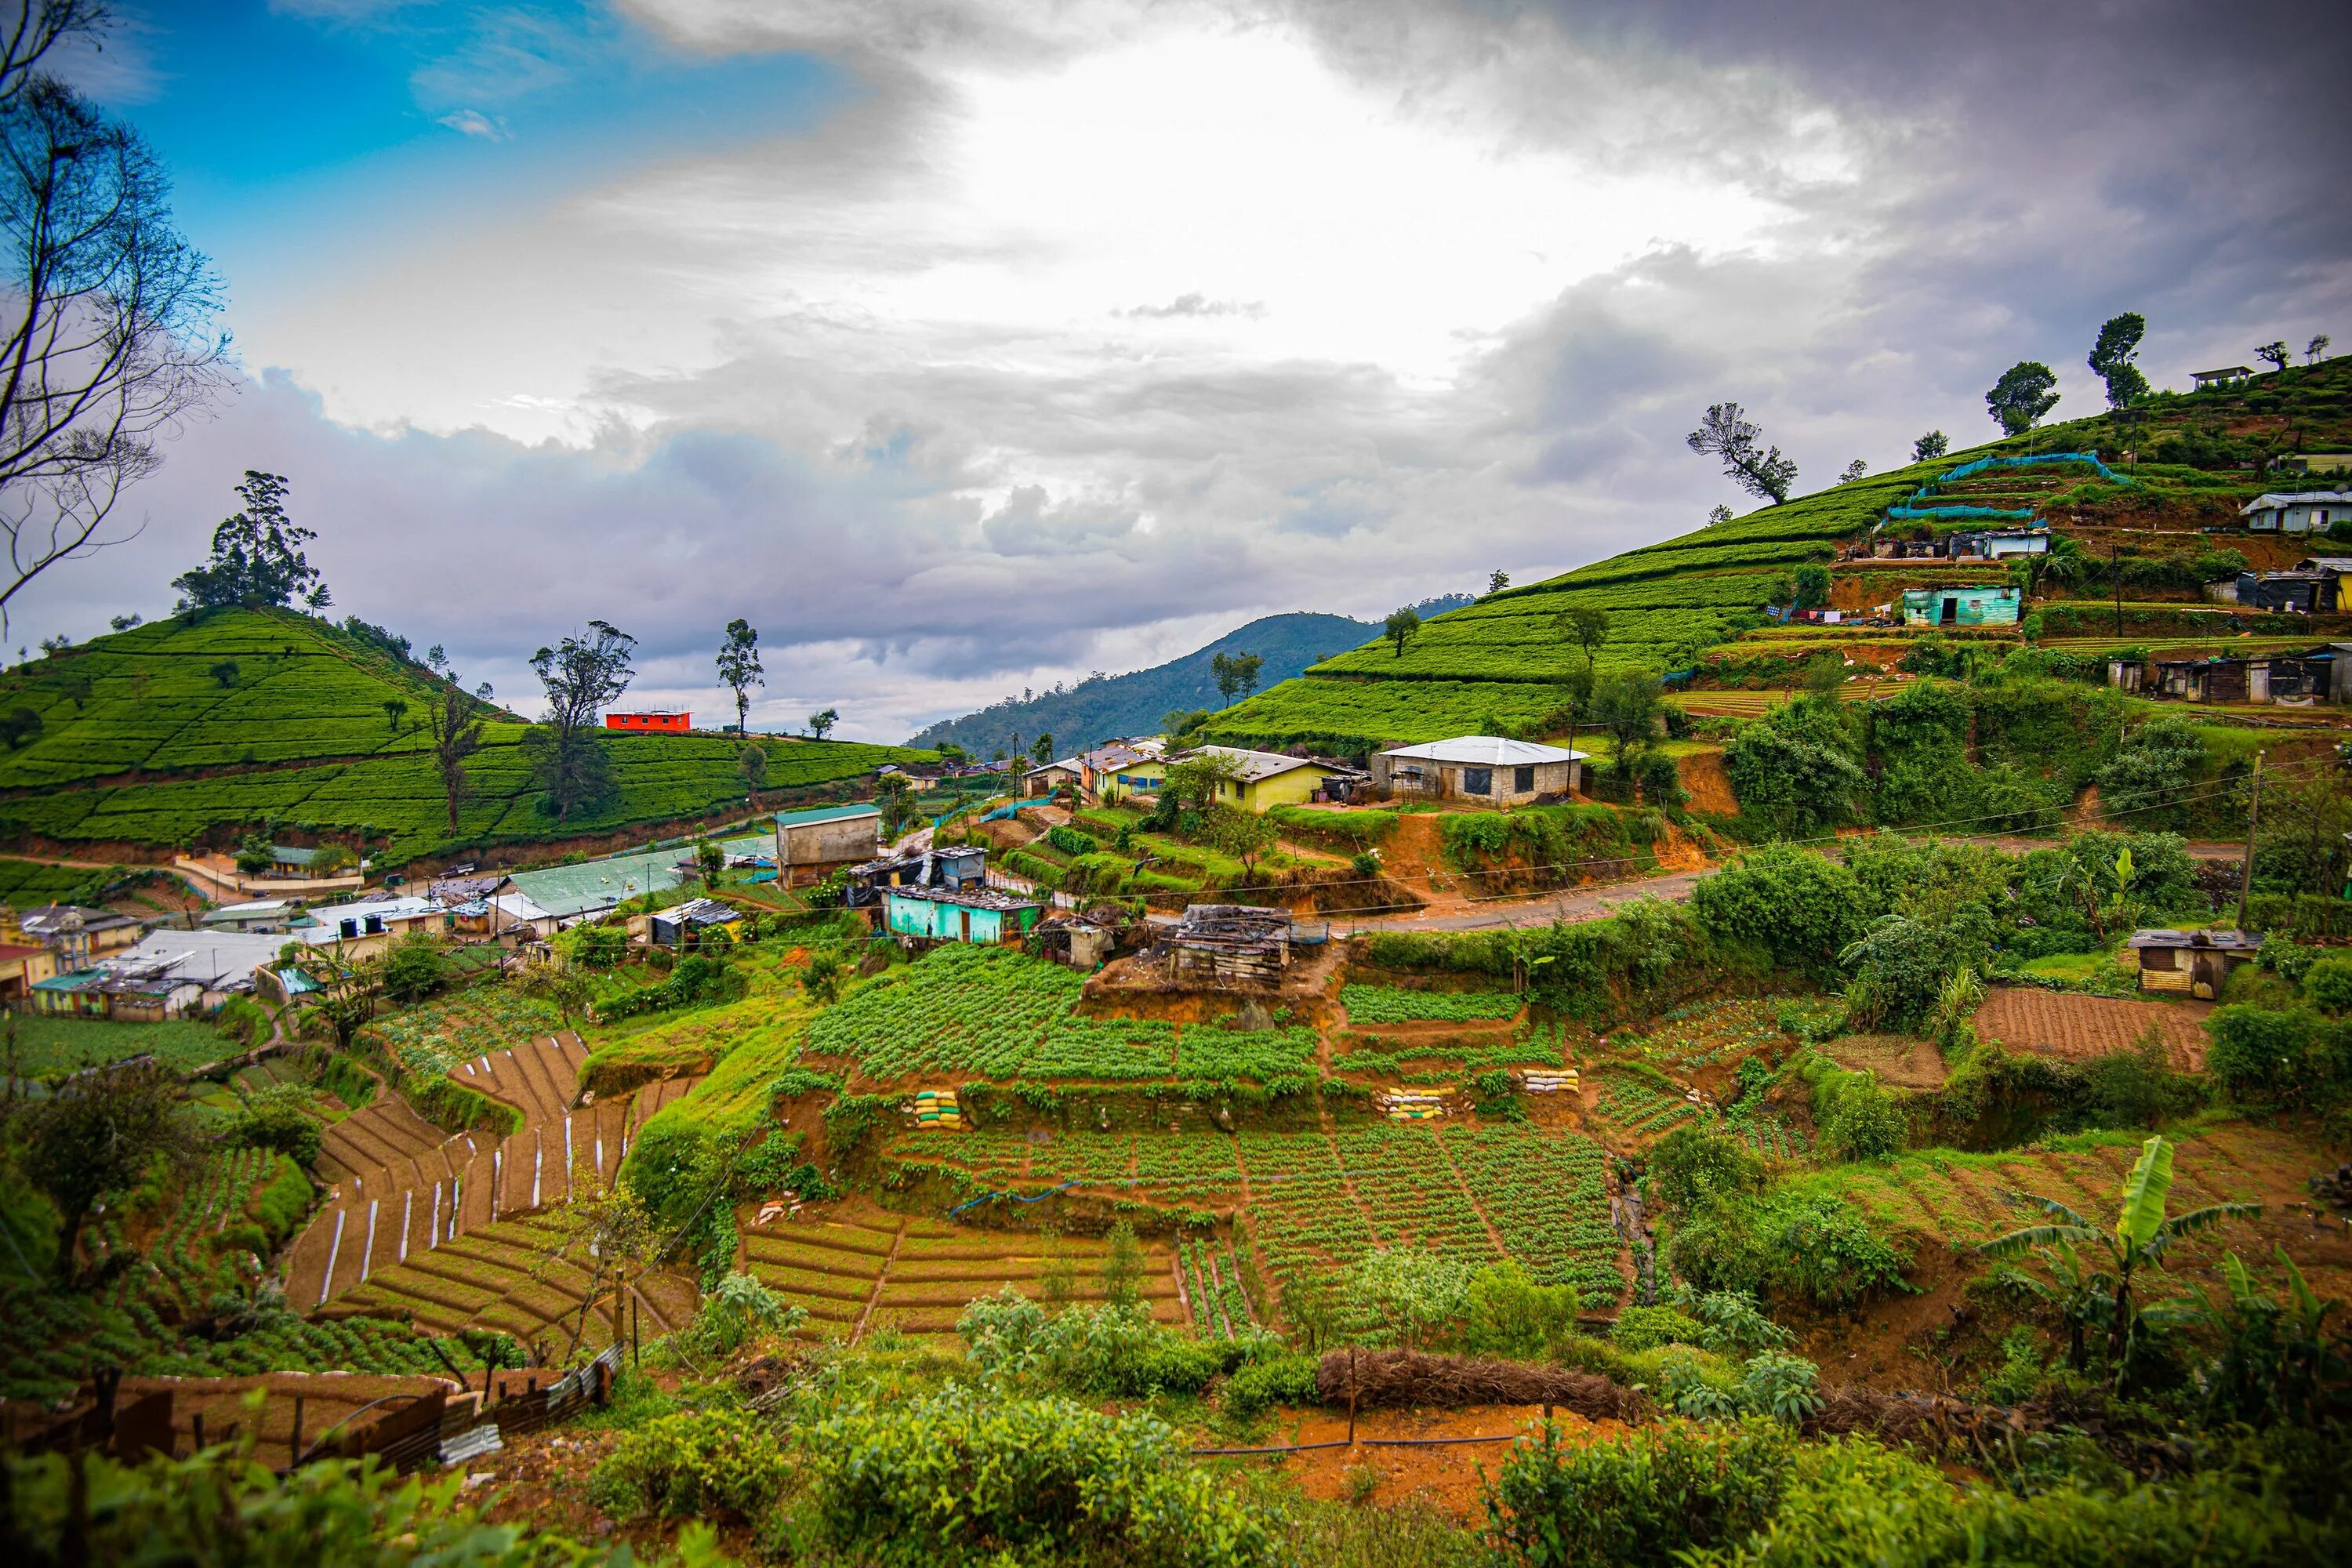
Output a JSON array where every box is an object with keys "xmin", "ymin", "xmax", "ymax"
[{"xmin": 906, "ymin": 611, "xmax": 1388, "ymax": 755}]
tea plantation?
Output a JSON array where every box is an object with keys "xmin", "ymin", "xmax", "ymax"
[{"xmin": 0, "ymin": 608, "xmax": 933, "ymax": 868}]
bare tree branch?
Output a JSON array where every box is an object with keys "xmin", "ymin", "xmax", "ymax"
[{"xmin": 0, "ymin": 53, "xmax": 228, "ymax": 631}]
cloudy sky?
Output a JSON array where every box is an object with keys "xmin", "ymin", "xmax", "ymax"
[{"xmin": 24, "ymin": 0, "xmax": 2349, "ymax": 739}]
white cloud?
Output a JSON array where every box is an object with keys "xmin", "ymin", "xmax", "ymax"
[{"xmin": 437, "ymin": 107, "xmax": 510, "ymax": 140}]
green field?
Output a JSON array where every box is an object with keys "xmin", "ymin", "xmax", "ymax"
[
  {"xmin": 7, "ymin": 1016, "xmax": 233, "ymax": 1080},
  {"xmin": 0, "ymin": 608, "xmax": 935, "ymax": 867}
]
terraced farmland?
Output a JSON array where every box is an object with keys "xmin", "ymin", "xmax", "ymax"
[
  {"xmin": 286, "ymin": 1033, "xmax": 699, "ymax": 1311},
  {"xmin": 1972, "ymin": 988, "xmax": 2211, "ymax": 1069},
  {"xmin": 738, "ymin": 1203, "xmax": 1183, "ymax": 1348},
  {"xmin": 320, "ymin": 1211, "xmax": 699, "ymax": 1355}
]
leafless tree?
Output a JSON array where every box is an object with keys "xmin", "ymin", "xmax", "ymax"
[{"xmin": 0, "ymin": 5, "xmax": 229, "ymax": 631}]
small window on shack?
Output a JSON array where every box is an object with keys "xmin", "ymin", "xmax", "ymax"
[
  {"xmin": 2141, "ymin": 946, "xmax": 2177, "ymax": 971},
  {"xmin": 1514, "ymin": 765, "xmax": 1536, "ymax": 793},
  {"xmin": 1463, "ymin": 768, "xmax": 1494, "ymax": 796}
]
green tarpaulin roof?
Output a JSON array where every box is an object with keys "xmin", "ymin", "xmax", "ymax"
[
  {"xmin": 775, "ymin": 803, "xmax": 878, "ymax": 826},
  {"xmin": 505, "ymin": 844, "xmax": 686, "ymax": 920}
]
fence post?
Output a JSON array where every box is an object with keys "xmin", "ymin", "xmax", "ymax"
[
  {"xmin": 290, "ymin": 1396, "xmax": 304, "ymax": 1466},
  {"xmin": 1347, "ymin": 1348, "xmax": 1358, "ymax": 1447}
]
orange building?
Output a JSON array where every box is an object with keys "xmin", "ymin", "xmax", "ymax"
[{"xmin": 604, "ymin": 711, "xmax": 691, "ymax": 732}]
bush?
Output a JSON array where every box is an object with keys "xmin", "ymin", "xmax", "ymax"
[
  {"xmin": 228, "ymin": 1087, "xmax": 323, "ymax": 1166},
  {"xmin": 253, "ymin": 1155, "xmax": 313, "ymax": 1242},
  {"xmin": 1649, "ymin": 1126, "xmax": 1765, "ymax": 1214},
  {"xmin": 1461, "ymin": 1263, "xmax": 1581, "ymax": 1359},
  {"xmin": 378, "ymin": 932, "xmax": 448, "ymax": 1005},
  {"xmin": 673, "ymin": 1270, "xmax": 804, "ymax": 1363},
  {"xmin": 1486, "ymin": 1417, "xmax": 1795, "ymax": 1568},
  {"xmin": 1667, "ymin": 1190, "xmax": 1910, "ymax": 1308},
  {"xmin": 802, "ymin": 1386, "xmax": 1278, "ymax": 1566},
  {"xmin": 1820, "ymin": 1078, "xmax": 1904, "ymax": 1162},
  {"xmin": 1689, "ymin": 844, "xmax": 1865, "ymax": 978},
  {"xmin": 1222, "ymin": 1352, "xmax": 1320, "ymax": 1418},
  {"xmin": 590, "ymin": 1406, "xmax": 789, "ymax": 1521},
  {"xmin": 2206, "ymin": 1006, "xmax": 2314, "ymax": 1102},
  {"xmin": 2306, "ymin": 956, "xmax": 2352, "ymax": 1015},
  {"xmin": 1612, "ymin": 1305, "xmax": 1707, "ymax": 1352}
]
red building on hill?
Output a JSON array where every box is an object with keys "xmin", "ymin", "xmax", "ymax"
[{"xmin": 604, "ymin": 711, "xmax": 691, "ymax": 732}]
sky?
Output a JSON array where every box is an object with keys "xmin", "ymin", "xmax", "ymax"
[{"xmin": 20, "ymin": 0, "xmax": 2350, "ymax": 740}]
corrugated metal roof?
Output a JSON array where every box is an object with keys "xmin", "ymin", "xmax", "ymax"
[
  {"xmin": 506, "ymin": 846, "xmax": 685, "ymax": 920},
  {"xmin": 1377, "ymin": 735, "xmax": 1590, "ymax": 766},
  {"xmin": 1184, "ymin": 745, "xmax": 1339, "ymax": 784},
  {"xmin": 776, "ymin": 803, "xmax": 880, "ymax": 826}
]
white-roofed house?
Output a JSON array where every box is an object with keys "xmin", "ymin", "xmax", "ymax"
[
  {"xmin": 293, "ymin": 895, "xmax": 441, "ymax": 958},
  {"xmin": 2241, "ymin": 491, "xmax": 2351, "ymax": 534},
  {"xmin": 1371, "ymin": 736, "xmax": 1589, "ymax": 804}
]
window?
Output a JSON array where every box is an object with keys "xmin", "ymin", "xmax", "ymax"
[
  {"xmin": 1463, "ymin": 767, "xmax": 1494, "ymax": 796},
  {"xmin": 1514, "ymin": 765, "xmax": 1536, "ymax": 793}
]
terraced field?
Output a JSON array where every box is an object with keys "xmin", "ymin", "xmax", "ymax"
[
  {"xmin": 739, "ymin": 1203, "xmax": 1183, "ymax": 1348},
  {"xmin": 285, "ymin": 1034, "xmax": 699, "ymax": 1311},
  {"xmin": 1973, "ymin": 988, "xmax": 2212, "ymax": 1069},
  {"xmin": 890, "ymin": 1123, "xmax": 1626, "ymax": 1312},
  {"xmin": 318, "ymin": 1212, "xmax": 700, "ymax": 1356}
]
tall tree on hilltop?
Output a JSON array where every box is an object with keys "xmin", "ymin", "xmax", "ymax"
[
  {"xmin": 171, "ymin": 471, "xmax": 329, "ymax": 612},
  {"xmin": 1555, "ymin": 602, "xmax": 1609, "ymax": 677},
  {"xmin": 1686, "ymin": 401, "xmax": 1797, "ymax": 505},
  {"xmin": 2307, "ymin": 334, "xmax": 2331, "ymax": 365},
  {"xmin": 1911, "ymin": 430, "xmax": 1949, "ymax": 463},
  {"xmin": 808, "ymin": 706, "xmax": 837, "ymax": 740},
  {"xmin": 2254, "ymin": 340, "xmax": 2292, "ymax": 376},
  {"xmin": 715, "ymin": 618, "xmax": 763, "ymax": 734},
  {"xmin": 1384, "ymin": 606, "xmax": 1421, "ymax": 658},
  {"xmin": 425, "ymin": 671, "xmax": 488, "ymax": 833},
  {"xmin": 1211, "ymin": 650, "xmax": 1264, "ymax": 706},
  {"xmin": 1986, "ymin": 361, "xmax": 2060, "ymax": 437},
  {"xmin": 2089, "ymin": 312, "xmax": 2150, "ymax": 409},
  {"xmin": 0, "ymin": 9, "xmax": 229, "ymax": 634},
  {"xmin": 524, "ymin": 620, "xmax": 633, "ymax": 820}
]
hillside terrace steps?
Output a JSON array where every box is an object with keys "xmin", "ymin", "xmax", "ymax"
[{"xmin": 283, "ymin": 1045, "xmax": 703, "ymax": 1315}]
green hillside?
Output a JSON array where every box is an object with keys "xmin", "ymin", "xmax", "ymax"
[
  {"xmin": 0, "ymin": 609, "xmax": 932, "ymax": 869},
  {"xmin": 1210, "ymin": 354, "xmax": 2352, "ymax": 754}
]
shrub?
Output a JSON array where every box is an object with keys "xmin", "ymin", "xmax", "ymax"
[
  {"xmin": 2306, "ymin": 956, "xmax": 2352, "ymax": 1015},
  {"xmin": 378, "ymin": 932, "xmax": 448, "ymax": 1005},
  {"xmin": 1820, "ymin": 1077, "xmax": 1904, "ymax": 1162},
  {"xmin": 2206, "ymin": 1006, "xmax": 2314, "ymax": 1102},
  {"xmin": 1612, "ymin": 1305, "xmax": 1707, "ymax": 1352},
  {"xmin": 1688, "ymin": 844, "xmax": 1865, "ymax": 977},
  {"xmin": 253, "ymin": 1154, "xmax": 314, "ymax": 1243},
  {"xmin": 1667, "ymin": 1190, "xmax": 1910, "ymax": 1308},
  {"xmin": 802, "ymin": 1387, "xmax": 1277, "ymax": 1566},
  {"xmin": 590, "ymin": 1406, "xmax": 789, "ymax": 1521},
  {"xmin": 1486, "ymin": 1417, "xmax": 1795, "ymax": 1568},
  {"xmin": 1461, "ymin": 1263, "xmax": 1581, "ymax": 1359},
  {"xmin": 1648, "ymin": 1126, "xmax": 1765, "ymax": 1214},
  {"xmin": 1222, "ymin": 1352, "xmax": 1319, "ymax": 1419},
  {"xmin": 673, "ymin": 1270, "xmax": 804, "ymax": 1363},
  {"xmin": 228, "ymin": 1087, "xmax": 323, "ymax": 1166}
]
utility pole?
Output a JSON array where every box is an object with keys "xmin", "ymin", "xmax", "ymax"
[
  {"xmin": 2111, "ymin": 544, "xmax": 2123, "ymax": 637},
  {"xmin": 2235, "ymin": 750, "xmax": 2265, "ymax": 932}
]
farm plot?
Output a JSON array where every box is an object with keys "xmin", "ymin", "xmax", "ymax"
[
  {"xmin": 739, "ymin": 1203, "xmax": 1181, "ymax": 1348},
  {"xmin": 1331, "ymin": 1127, "xmax": 1499, "ymax": 1264},
  {"xmin": 801, "ymin": 945, "xmax": 1177, "ymax": 1083},
  {"xmin": 1340, "ymin": 985, "xmax": 1521, "ymax": 1025},
  {"xmin": 144, "ymin": 1146, "xmax": 285, "ymax": 1316},
  {"xmin": 1795, "ymin": 1124, "xmax": 2299, "ymax": 1258},
  {"xmin": 1973, "ymin": 988, "xmax": 2211, "ymax": 1069},
  {"xmin": 321, "ymin": 1212, "xmax": 694, "ymax": 1355},
  {"xmin": 1615, "ymin": 999, "xmax": 1790, "ymax": 1076},
  {"xmin": 1436, "ymin": 1125, "xmax": 1623, "ymax": 1302},
  {"xmin": 1591, "ymin": 1068, "xmax": 1700, "ymax": 1141},
  {"xmin": 1329, "ymin": 1019, "xmax": 1567, "ymax": 1081},
  {"xmin": 1180, "ymin": 1234, "xmax": 1260, "ymax": 1339},
  {"xmin": 885, "ymin": 1130, "xmax": 1249, "ymax": 1212},
  {"xmin": 286, "ymin": 1038, "xmax": 695, "ymax": 1313}
]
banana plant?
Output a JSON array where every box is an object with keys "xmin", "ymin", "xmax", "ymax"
[{"xmin": 1978, "ymin": 1134, "xmax": 2259, "ymax": 1388}]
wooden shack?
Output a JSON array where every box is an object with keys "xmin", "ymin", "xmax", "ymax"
[
  {"xmin": 2125, "ymin": 927, "xmax": 2261, "ymax": 999},
  {"xmin": 1166, "ymin": 904, "xmax": 1291, "ymax": 988}
]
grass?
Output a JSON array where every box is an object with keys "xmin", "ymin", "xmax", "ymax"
[{"xmin": 6, "ymin": 1016, "xmax": 230, "ymax": 1080}]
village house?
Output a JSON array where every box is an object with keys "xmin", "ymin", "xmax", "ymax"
[
  {"xmin": 1370, "ymin": 736, "xmax": 1588, "ymax": 804},
  {"xmin": 2234, "ymin": 568, "xmax": 2339, "ymax": 615},
  {"xmin": 604, "ymin": 710, "xmax": 691, "ymax": 731},
  {"xmin": 18, "ymin": 904, "xmax": 143, "ymax": 965},
  {"xmin": 880, "ymin": 884, "xmax": 1043, "ymax": 949},
  {"xmin": 2240, "ymin": 491, "xmax": 2350, "ymax": 534},
  {"xmin": 2140, "ymin": 648, "xmax": 2343, "ymax": 705},
  {"xmin": 31, "ymin": 928, "xmax": 285, "ymax": 1020},
  {"xmin": 292, "ymin": 895, "xmax": 440, "ymax": 957},
  {"xmin": 2274, "ymin": 453, "xmax": 2352, "ymax": 476},
  {"xmin": 648, "ymin": 897, "xmax": 743, "ymax": 948},
  {"xmin": 0, "ymin": 913, "xmax": 58, "ymax": 1005},
  {"xmin": 844, "ymin": 845, "xmax": 986, "ymax": 911},
  {"xmin": 774, "ymin": 803, "xmax": 884, "ymax": 886},
  {"xmin": 202, "ymin": 898, "xmax": 299, "ymax": 933},
  {"xmin": 1173, "ymin": 746, "xmax": 1359, "ymax": 811},
  {"xmin": 1947, "ymin": 527, "xmax": 2050, "ymax": 560},
  {"xmin": 2126, "ymin": 928, "xmax": 2261, "ymax": 999},
  {"xmin": 1901, "ymin": 585, "xmax": 2021, "ymax": 626},
  {"xmin": 1023, "ymin": 757, "xmax": 1086, "ymax": 797},
  {"xmin": 2189, "ymin": 365, "xmax": 2252, "ymax": 390}
]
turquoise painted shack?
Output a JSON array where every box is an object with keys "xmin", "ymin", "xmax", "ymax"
[
  {"xmin": 1901, "ymin": 586, "xmax": 2021, "ymax": 627},
  {"xmin": 882, "ymin": 885, "xmax": 1044, "ymax": 946}
]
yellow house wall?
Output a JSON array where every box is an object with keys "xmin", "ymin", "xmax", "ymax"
[{"xmin": 1236, "ymin": 767, "xmax": 1335, "ymax": 812}]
